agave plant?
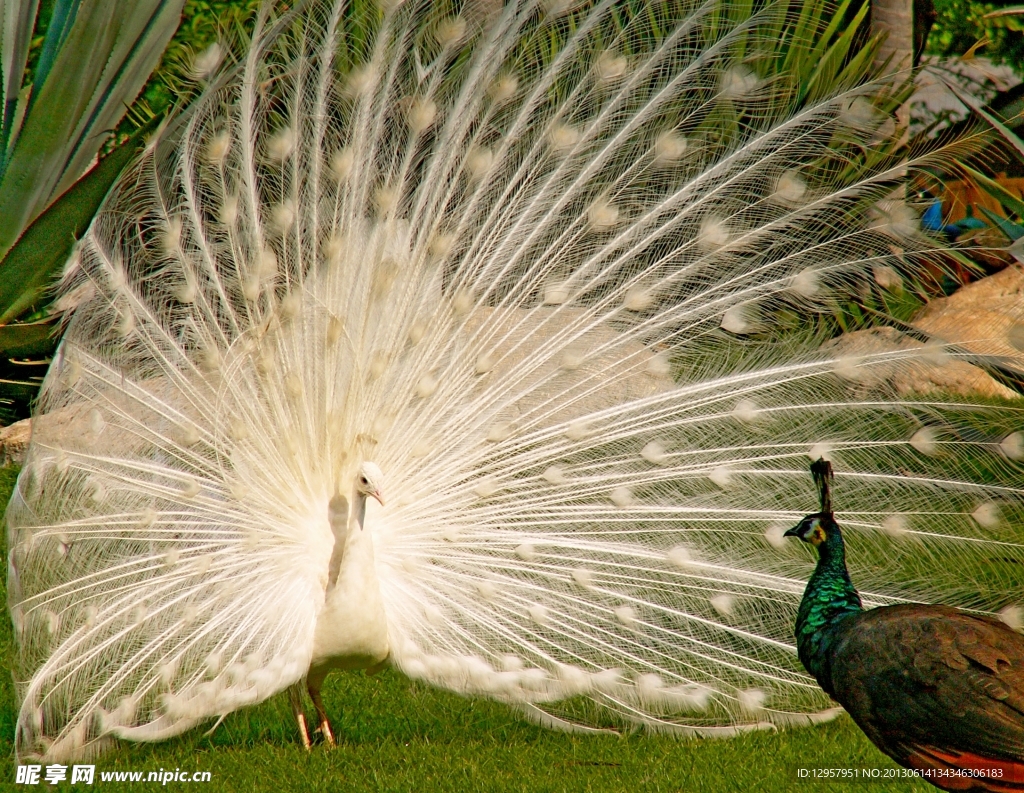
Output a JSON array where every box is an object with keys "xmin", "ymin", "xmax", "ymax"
[{"xmin": 0, "ymin": 0, "xmax": 187, "ymax": 417}]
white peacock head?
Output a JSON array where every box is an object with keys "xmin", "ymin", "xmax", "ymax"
[{"xmin": 356, "ymin": 462, "xmax": 385, "ymax": 507}]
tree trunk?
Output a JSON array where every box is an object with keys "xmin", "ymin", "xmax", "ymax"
[
  {"xmin": 871, "ymin": 0, "xmax": 916, "ymax": 142},
  {"xmin": 871, "ymin": 0, "xmax": 914, "ymax": 72}
]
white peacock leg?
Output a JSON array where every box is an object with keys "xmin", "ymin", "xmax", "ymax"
[
  {"xmin": 288, "ymin": 683, "xmax": 311, "ymax": 750},
  {"xmin": 307, "ymin": 674, "xmax": 334, "ymax": 747}
]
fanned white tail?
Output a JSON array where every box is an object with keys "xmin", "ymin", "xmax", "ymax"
[{"xmin": 8, "ymin": 0, "xmax": 1024, "ymax": 761}]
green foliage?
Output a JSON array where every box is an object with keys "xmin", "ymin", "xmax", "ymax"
[
  {"xmin": 0, "ymin": 0, "xmax": 285, "ymax": 334},
  {"xmin": 120, "ymin": 0, "xmax": 268, "ymax": 132},
  {"xmin": 928, "ymin": 0, "xmax": 1024, "ymax": 69},
  {"xmin": 0, "ymin": 126, "xmax": 149, "ymax": 324},
  {"xmin": 0, "ymin": 318, "xmax": 56, "ymax": 420}
]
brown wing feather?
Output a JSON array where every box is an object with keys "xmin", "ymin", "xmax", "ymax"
[{"xmin": 826, "ymin": 605, "xmax": 1024, "ymax": 766}]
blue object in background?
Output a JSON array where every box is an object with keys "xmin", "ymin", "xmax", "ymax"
[{"xmin": 919, "ymin": 193, "xmax": 986, "ymax": 241}]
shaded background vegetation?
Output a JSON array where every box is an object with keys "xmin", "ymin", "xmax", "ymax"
[{"xmin": 928, "ymin": 0, "xmax": 1024, "ymax": 68}]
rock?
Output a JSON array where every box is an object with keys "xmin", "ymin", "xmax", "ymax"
[
  {"xmin": 825, "ymin": 266, "xmax": 1024, "ymax": 400},
  {"xmin": 913, "ymin": 264, "xmax": 1024, "ymax": 372},
  {"xmin": 826, "ymin": 326, "xmax": 1018, "ymax": 400},
  {"xmin": 0, "ymin": 418, "xmax": 31, "ymax": 466}
]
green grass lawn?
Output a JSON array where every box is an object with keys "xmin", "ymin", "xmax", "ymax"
[{"xmin": 0, "ymin": 463, "xmax": 932, "ymax": 792}]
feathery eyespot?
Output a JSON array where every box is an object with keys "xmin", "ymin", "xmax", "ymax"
[
  {"xmin": 653, "ymin": 131, "xmax": 687, "ymax": 164},
  {"xmin": 191, "ymin": 42, "xmax": 224, "ymax": 81}
]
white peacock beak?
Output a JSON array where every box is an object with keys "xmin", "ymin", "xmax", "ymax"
[{"xmin": 371, "ymin": 491, "xmax": 385, "ymax": 507}]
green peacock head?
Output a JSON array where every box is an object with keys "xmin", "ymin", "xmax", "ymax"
[{"xmin": 784, "ymin": 515, "xmax": 832, "ymax": 547}]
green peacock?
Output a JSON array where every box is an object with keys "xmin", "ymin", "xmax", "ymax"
[{"xmin": 787, "ymin": 460, "xmax": 1024, "ymax": 792}]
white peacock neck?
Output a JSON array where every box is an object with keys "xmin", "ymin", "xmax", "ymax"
[
  {"xmin": 352, "ymin": 462, "xmax": 384, "ymax": 523},
  {"xmin": 350, "ymin": 482, "xmax": 369, "ymax": 534},
  {"xmin": 324, "ymin": 462, "xmax": 383, "ymax": 591}
]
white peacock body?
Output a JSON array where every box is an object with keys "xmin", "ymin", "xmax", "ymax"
[{"xmin": 7, "ymin": 0, "xmax": 1024, "ymax": 761}]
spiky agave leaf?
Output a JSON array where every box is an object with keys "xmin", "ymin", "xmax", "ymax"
[{"xmin": 7, "ymin": 0, "xmax": 1023, "ymax": 760}]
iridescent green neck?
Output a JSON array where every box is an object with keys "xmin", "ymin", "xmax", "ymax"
[{"xmin": 794, "ymin": 516, "xmax": 863, "ymax": 693}]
